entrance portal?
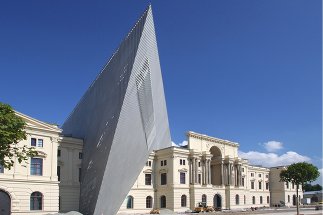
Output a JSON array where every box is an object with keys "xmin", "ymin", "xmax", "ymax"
[
  {"xmin": 0, "ymin": 190, "xmax": 11, "ymax": 215},
  {"xmin": 213, "ymin": 194, "xmax": 222, "ymax": 209}
]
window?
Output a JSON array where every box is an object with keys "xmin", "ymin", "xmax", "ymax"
[
  {"xmin": 292, "ymin": 183, "xmax": 295, "ymax": 189},
  {"xmin": 198, "ymin": 162, "xmax": 201, "ymax": 167},
  {"xmin": 79, "ymin": 152, "xmax": 83, "ymax": 159},
  {"xmin": 146, "ymin": 196, "xmax": 153, "ymax": 208},
  {"xmin": 202, "ymin": 194, "xmax": 207, "ymax": 203},
  {"xmin": 252, "ymin": 196, "xmax": 256, "ymax": 204},
  {"xmin": 181, "ymin": 195, "xmax": 187, "ymax": 207},
  {"xmin": 146, "ymin": 161, "xmax": 152, "ymax": 167},
  {"xmin": 30, "ymin": 158, "xmax": 43, "ymax": 176},
  {"xmin": 244, "ymin": 195, "xmax": 246, "ymax": 204},
  {"xmin": 251, "ymin": 173, "xmax": 254, "ymax": 177},
  {"xmin": 161, "ymin": 173, "xmax": 167, "ymax": 185},
  {"xmin": 259, "ymin": 181, "xmax": 262, "ymax": 189},
  {"xmin": 37, "ymin": 139, "xmax": 43, "ymax": 147},
  {"xmin": 251, "ymin": 181, "xmax": 254, "ymax": 189},
  {"xmin": 179, "ymin": 159, "xmax": 186, "ymax": 165},
  {"xmin": 160, "ymin": 195, "xmax": 166, "ymax": 208},
  {"xmin": 180, "ymin": 172, "xmax": 185, "ymax": 184},
  {"xmin": 31, "ymin": 138, "xmax": 36, "ymax": 146},
  {"xmin": 258, "ymin": 174, "xmax": 261, "ymax": 177},
  {"xmin": 260, "ymin": 196, "xmax": 263, "ymax": 204},
  {"xmin": 198, "ymin": 174, "xmax": 201, "ymax": 184},
  {"xmin": 30, "ymin": 192, "xmax": 43, "ymax": 210},
  {"xmin": 242, "ymin": 178, "xmax": 245, "ymax": 186},
  {"xmin": 57, "ymin": 166, "xmax": 60, "ymax": 181},
  {"xmin": 235, "ymin": 195, "xmax": 239, "ymax": 205},
  {"xmin": 79, "ymin": 168, "xmax": 82, "ymax": 182},
  {"xmin": 31, "ymin": 138, "xmax": 43, "ymax": 147},
  {"xmin": 265, "ymin": 174, "xmax": 268, "ymax": 178},
  {"xmin": 267, "ymin": 196, "xmax": 270, "ymax": 204},
  {"xmin": 145, "ymin": 174, "xmax": 152, "ymax": 185},
  {"xmin": 242, "ymin": 168, "xmax": 244, "ymax": 172},
  {"xmin": 161, "ymin": 160, "xmax": 167, "ymax": 166},
  {"xmin": 126, "ymin": 196, "xmax": 134, "ymax": 209},
  {"xmin": 0, "ymin": 164, "xmax": 3, "ymax": 173},
  {"xmin": 288, "ymin": 195, "xmax": 290, "ymax": 202},
  {"xmin": 286, "ymin": 182, "xmax": 289, "ymax": 189},
  {"xmin": 57, "ymin": 149, "xmax": 61, "ymax": 157},
  {"xmin": 266, "ymin": 182, "xmax": 269, "ymax": 190}
]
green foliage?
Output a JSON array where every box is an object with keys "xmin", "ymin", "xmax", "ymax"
[
  {"xmin": 0, "ymin": 102, "xmax": 38, "ymax": 169},
  {"xmin": 280, "ymin": 162, "xmax": 320, "ymax": 187},
  {"xmin": 303, "ymin": 183, "xmax": 322, "ymax": 192}
]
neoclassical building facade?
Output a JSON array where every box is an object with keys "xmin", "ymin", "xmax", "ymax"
[{"xmin": 0, "ymin": 113, "xmax": 302, "ymax": 214}]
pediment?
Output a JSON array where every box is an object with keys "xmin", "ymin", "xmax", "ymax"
[{"xmin": 15, "ymin": 111, "xmax": 62, "ymax": 133}]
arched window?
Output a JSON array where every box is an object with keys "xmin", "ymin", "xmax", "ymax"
[
  {"xmin": 181, "ymin": 195, "xmax": 187, "ymax": 207},
  {"xmin": 202, "ymin": 194, "xmax": 207, "ymax": 203},
  {"xmin": 235, "ymin": 194, "xmax": 239, "ymax": 205},
  {"xmin": 252, "ymin": 196, "xmax": 256, "ymax": 204},
  {"xmin": 30, "ymin": 192, "xmax": 43, "ymax": 210},
  {"xmin": 160, "ymin": 195, "xmax": 166, "ymax": 208},
  {"xmin": 146, "ymin": 196, "xmax": 153, "ymax": 208},
  {"xmin": 126, "ymin": 196, "xmax": 134, "ymax": 209},
  {"xmin": 260, "ymin": 196, "xmax": 263, "ymax": 204},
  {"xmin": 244, "ymin": 195, "xmax": 246, "ymax": 204}
]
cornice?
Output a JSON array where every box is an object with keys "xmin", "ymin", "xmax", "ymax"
[{"xmin": 187, "ymin": 131, "xmax": 239, "ymax": 147}]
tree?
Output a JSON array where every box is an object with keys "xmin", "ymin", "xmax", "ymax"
[
  {"xmin": 0, "ymin": 102, "xmax": 38, "ymax": 169},
  {"xmin": 280, "ymin": 162, "xmax": 320, "ymax": 215},
  {"xmin": 303, "ymin": 183, "xmax": 322, "ymax": 192}
]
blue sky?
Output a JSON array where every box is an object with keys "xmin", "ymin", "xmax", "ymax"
[{"xmin": 0, "ymin": 1, "xmax": 321, "ymax": 182}]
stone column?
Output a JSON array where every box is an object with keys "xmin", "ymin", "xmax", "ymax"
[
  {"xmin": 208, "ymin": 160, "xmax": 211, "ymax": 185},
  {"xmin": 195, "ymin": 158, "xmax": 198, "ymax": 183},
  {"xmin": 189, "ymin": 159, "xmax": 192, "ymax": 184},
  {"xmin": 221, "ymin": 162, "xmax": 224, "ymax": 186},
  {"xmin": 191, "ymin": 158, "xmax": 195, "ymax": 184}
]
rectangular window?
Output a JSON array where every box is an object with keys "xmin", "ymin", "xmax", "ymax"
[
  {"xmin": 198, "ymin": 174, "xmax": 201, "ymax": 184},
  {"xmin": 198, "ymin": 162, "xmax": 201, "ymax": 167},
  {"xmin": 161, "ymin": 160, "xmax": 163, "ymax": 166},
  {"xmin": 286, "ymin": 182, "xmax": 289, "ymax": 189},
  {"xmin": 164, "ymin": 160, "xmax": 167, "ymax": 166},
  {"xmin": 30, "ymin": 158, "xmax": 43, "ymax": 176},
  {"xmin": 79, "ymin": 152, "xmax": 83, "ymax": 159},
  {"xmin": 242, "ymin": 168, "xmax": 244, "ymax": 172},
  {"xmin": 242, "ymin": 178, "xmax": 245, "ymax": 186},
  {"xmin": 292, "ymin": 183, "xmax": 295, "ymax": 189},
  {"xmin": 266, "ymin": 182, "xmax": 269, "ymax": 190},
  {"xmin": 57, "ymin": 149, "xmax": 61, "ymax": 157},
  {"xmin": 161, "ymin": 173, "xmax": 167, "ymax": 185},
  {"xmin": 145, "ymin": 174, "xmax": 152, "ymax": 185},
  {"xmin": 258, "ymin": 174, "xmax": 261, "ymax": 177},
  {"xmin": 183, "ymin": 160, "xmax": 185, "ymax": 165},
  {"xmin": 37, "ymin": 139, "xmax": 43, "ymax": 147},
  {"xmin": 259, "ymin": 181, "xmax": 262, "ymax": 189},
  {"xmin": 79, "ymin": 168, "xmax": 82, "ymax": 183},
  {"xmin": 57, "ymin": 166, "xmax": 60, "ymax": 181},
  {"xmin": 180, "ymin": 159, "xmax": 182, "ymax": 165},
  {"xmin": 0, "ymin": 164, "xmax": 3, "ymax": 173},
  {"xmin": 251, "ymin": 173, "xmax": 254, "ymax": 177},
  {"xmin": 265, "ymin": 174, "xmax": 269, "ymax": 178},
  {"xmin": 180, "ymin": 172, "xmax": 185, "ymax": 184},
  {"xmin": 31, "ymin": 138, "xmax": 36, "ymax": 146},
  {"xmin": 251, "ymin": 181, "xmax": 254, "ymax": 189}
]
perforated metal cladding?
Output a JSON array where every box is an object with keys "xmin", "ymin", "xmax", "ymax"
[
  {"xmin": 135, "ymin": 59, "xmax": 155, "ymax": 149},
  {"xmin": 62, "ymin": 5, "xmax": 171, "ymax": 215}
]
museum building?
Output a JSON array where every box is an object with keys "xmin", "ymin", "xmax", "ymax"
[{"xmin": 0, "ymin": 112, "xmax": 302, "ymax": 214}]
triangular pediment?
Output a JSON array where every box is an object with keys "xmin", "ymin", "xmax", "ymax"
[{"xmin": 15, "ymin": 111, "xmax": 62, "ymax": 134}]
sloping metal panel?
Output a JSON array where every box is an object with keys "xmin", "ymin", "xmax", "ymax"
[{"xmin": 62, "ymin": 5, "xmax": 171, "ymax": 215}]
